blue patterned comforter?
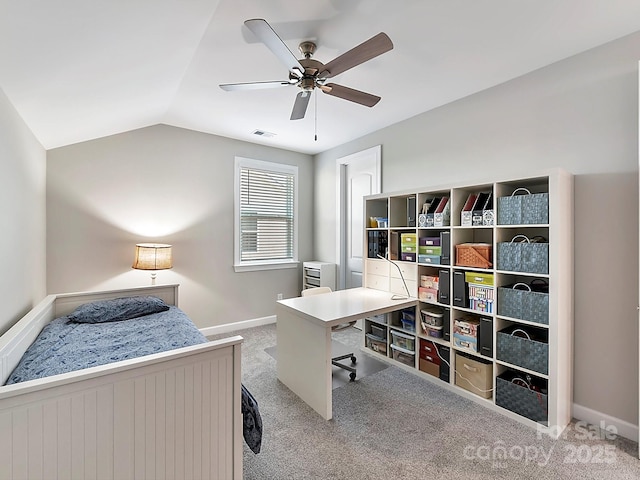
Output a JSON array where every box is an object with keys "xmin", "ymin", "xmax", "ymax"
[{"xmin": 6, "ymin": 306, "xmax": 207, "ymax": 385}]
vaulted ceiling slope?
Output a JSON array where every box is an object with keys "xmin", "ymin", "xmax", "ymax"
[{"xmin": 2, "ymin": 0, "xmax": 640, "ymax": 154}]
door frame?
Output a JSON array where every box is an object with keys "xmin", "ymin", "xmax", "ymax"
[{"xmin": 335, "ymin": 145, "xmax": 382, "ymax": 290}]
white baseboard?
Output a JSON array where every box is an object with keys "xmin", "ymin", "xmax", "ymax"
[
  {"xmin": 572, "ymin": 403, "xmax": 638, "ymax": 443},
  {"xmin": 200, "ymin": 315, "xmax": 276, "ymax": 337}
]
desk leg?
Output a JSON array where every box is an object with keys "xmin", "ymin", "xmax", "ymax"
[{"xmin": 276, "ymin": 306, "xmax": 333, "ymax": 420}]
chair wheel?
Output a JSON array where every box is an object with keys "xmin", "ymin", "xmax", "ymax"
[
  {"xmin": 350, "ymin": 356, "xmax": 357, "ymax": 364},
  {"xmin": 349, "ymin": 372, "xmax": 356, "ymax": 381}
]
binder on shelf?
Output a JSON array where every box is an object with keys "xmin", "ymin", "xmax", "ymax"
[
  {"xmin": 442, "ymin": 309, "xmax": 451, "ymax": 342},
  {"xmin": 434, "ymin": 197, "xmax": 450, "ymax": 227},
  {"xmin": 438, "ymin": 345, "xmax": 451, "ymax": 382},
  {"xmin": 389, "ymin": 231, "xmax": 400, "ymax": 260},
  {"xmin": 407, "ymin": 196, "xmax": 417, "ymax": 227},
  {"xmin": 479, "ymin": 317, "xmax": 493, "ymax": 358},
  {"xmin": 461, "ymin": 193, "xmax": 477, "ymax": 226},
  {"xmin": 452, "ymin": 271, "xmax": 469, "ymax": 308},
  {"xmin": 440, "ymin": 231, "xmax": 451, "ymax": 265},
  {"xmin": 367, "ymin": 231, "xmax": 388, "ymax": 259},
  {"xmin": 437, "ymin": 269, "xmax": 450, "ymax": 304}
]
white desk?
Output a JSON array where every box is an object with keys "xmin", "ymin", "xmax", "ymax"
[{"xmin": 276, "ymin": 287, "xmax": 416, "ymax": 420}]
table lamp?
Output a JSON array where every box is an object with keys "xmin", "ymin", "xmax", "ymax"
[{"xmin": 132, "ymin": 243, "xmax": 172, "ymax": 284}]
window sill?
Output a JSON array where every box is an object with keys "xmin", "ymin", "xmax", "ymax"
[{"xmin": 234, "ymin": 260, "xmax": 299, "ymax": 273}]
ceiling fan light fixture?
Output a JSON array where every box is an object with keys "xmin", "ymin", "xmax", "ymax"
[{"xmin": 300, "ymin": 77, "xmax": 315, "ymax": 91}]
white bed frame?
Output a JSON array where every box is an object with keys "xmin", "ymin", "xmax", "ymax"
[{"xmin": 0, "ymin": 284, "xmax": 243, "ymax": 480}]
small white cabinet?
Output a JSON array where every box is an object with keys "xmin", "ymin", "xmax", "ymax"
[{"xmin": 303, "ymin": 262, "xmax": 336, "ymax": 291}]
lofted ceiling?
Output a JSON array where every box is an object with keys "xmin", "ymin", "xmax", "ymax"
[{"xmin": 2, "ymin": 0, "xmax": 640, "ymax": 155}]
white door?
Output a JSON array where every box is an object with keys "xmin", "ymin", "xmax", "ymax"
[{"xmin": 337, "ymin": 146, "xmax": 381, "ymax": 290}]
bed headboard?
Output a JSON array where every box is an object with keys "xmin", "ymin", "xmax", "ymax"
[{"xmin": 0, "ymin": 284, "xmax": 179, "ymax": 385}]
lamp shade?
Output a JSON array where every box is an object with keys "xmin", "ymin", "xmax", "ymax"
[{"xmin": 132, "ymin": 243, "xmax": 172, "ymax": 270}]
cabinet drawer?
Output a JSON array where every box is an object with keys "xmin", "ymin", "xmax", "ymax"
[
  {"xmin": 390, "ymin": 278, "xmax": 417, "ymax": 297},
  {"xmin": 305, "ymin": 277, "xmax": 321, "ymax": 287},
  {"xmin": 366, "ymin": 259, "xmax": 389, "ymax": 276},
  {"xmin": 304, "ymin": 268, "xmax": 321, "ymax": 278},
  {"xmin": 366, "ymin": 274, "xmax": 390, "ymax": 291},
  {"xmin": 389, "ymin": 262, "xmax": 417, "ymax": 280}
]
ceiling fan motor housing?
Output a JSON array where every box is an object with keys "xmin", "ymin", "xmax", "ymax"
[{"xmin": 297, "ymin": 57, "xmax": 325, "ymax": 90}]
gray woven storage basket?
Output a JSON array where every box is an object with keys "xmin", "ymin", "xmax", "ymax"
[
  {"xmin": 497, "ymin": 188, "xmax": 549, "ymax": 225},
  {"xmin": 496, "ymin": 235, "xmax": 548, "ymax": 274},
  {"xmin": 522, "ymin": 192, "xmax": 549, "ymax": 224},
  {"xmin": 496, "ymin": 376, "xmax": 548, "ymax": 424},
  {"xmin": 497, "ymin": 283, "xmax": 549, "ymax": 325},
  {"xmin": 496, "ymin": 328, "xmax": 548, "ymax": 375}
]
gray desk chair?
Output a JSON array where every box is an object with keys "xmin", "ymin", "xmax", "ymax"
[{"xmin": 301, "ymin": 287, "xmax": 357, "ymax": 381}]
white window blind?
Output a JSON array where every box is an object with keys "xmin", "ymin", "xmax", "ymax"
[{"xmin": 235, "ymin": 157, "xmax": 298, "ymax": 271}]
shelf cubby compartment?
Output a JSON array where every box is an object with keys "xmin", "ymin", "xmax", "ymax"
[
  {"xmin": 366, "ymin": 198, "xmax": 389, "ymax": 228},
  {"xmin": 495, "ymin": 320, "xmax": 549, "ymax": 376},
  {"xmin": 453, "ymin": 350, "xmax": 494, "ymax": 400},
  {"xmin": 418, "ymin": 337, "xmax": 451, "ymax": 383},
  {"xmin": 417, "ymin": 190, "xmax": 451, "ymax": 228},
  {"xmin": 451, "ymin": 309, "xmax": 493, "ymax": 361},
  {"xmin": 416, "ymin": 229, "xmax": 450, "ymax": 266},
  {"xmin": 418, "ymin": 304, "xmax": 448, "ymax": 341},
  {"xmin": 452, "ymin": 228, "xmax": 493, "ymax": 272},
  {"xmin": 495, "ymin": 366, "xmax": 549, "ymax": 425},
  {"xmin": 495, "ymin": 227, "xmax": 550, "ymax": 276},
  {"xmin": 389, "ymin": 194, "xmax": 418, "ymax": 228},
  {"xmin": 364, "ymin": 318, "xmax": 388, "ymax": 357},
  {"xmin": 452, "ymin": 184, "xmax": 494, "ymax": 228},
  {"xmin": 496, "ymin": 274, "xmax": 549, "ymax": 326},
  {"xmin": 495, "ymin": 177, "xmax": 549, "ymax": 227},
  {"xmin": 389, "ymin": 307, "xmax": 417, "ymax": 333}
]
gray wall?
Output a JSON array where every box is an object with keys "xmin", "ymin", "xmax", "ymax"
[
  {"xmin": 46, "ymin": 125, "xmax": 313, "ymax": 328},
  {"xmin": 315, "ymin": 33, "xmax": 639, "ymax": 426},
  {"xmin": 0, "ymin": 87, "xmax": 46, "ymax": 334}
]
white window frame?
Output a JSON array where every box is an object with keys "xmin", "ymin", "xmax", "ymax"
[{"xmin": 234, "ymin": 156, "xmax": 299, "ymax": 272}]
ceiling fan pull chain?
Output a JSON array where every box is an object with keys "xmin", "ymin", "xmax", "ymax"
[{"xmin": 314, "ymin": 90, "xmax": 318, "ymax": 141}]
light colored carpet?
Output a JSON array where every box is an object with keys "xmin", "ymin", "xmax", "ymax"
[{"xmin": 211, "ymin": 324, "xmax": 640, "ymax": 480}]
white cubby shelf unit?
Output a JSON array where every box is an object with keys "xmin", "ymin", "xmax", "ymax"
[{"xmin": 361, "ymin": 169, "xmax": 573, "ymax": 437}]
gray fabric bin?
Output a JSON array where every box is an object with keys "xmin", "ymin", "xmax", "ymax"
[
  {"xmin": 497, "ymin": 188, "xmax": 549, "ymax": 225},
  {"xmin": 496, "ymin": 235, "xmax": 549, "ymax": 274},
  {"xmin": 496, "ymin": 375, "xmax": 548, "ymax": 424},
  {"xmin": 497, "ymin": 283, "xmax": 549, "ymax": 325},
  {"xmin": 496, "ymin": 328, "xmax": 548, "ymax": 375}
]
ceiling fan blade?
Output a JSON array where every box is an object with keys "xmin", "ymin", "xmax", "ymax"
[
  {"xmin": 319, "ymin": 32, "xmax": 393, "ymax": 79},
  {"xmin": 245, "ymin": 19, "xmax": 305, "ymax": 78},
  {"xmin": 220, "ymin": 80, "xmax": 292, "ymax": 91},
  {"xmin": 322, "ymin": 83, "xmax": 381, "ymax": 107},
  {"xmin": 290, "ymin": 91, "xmax": 312, "ymax": 120}
]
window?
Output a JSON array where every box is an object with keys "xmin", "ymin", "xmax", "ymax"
[{"xmin": 234, "ymin": 157, "xmax": 298, "ymax": 272}]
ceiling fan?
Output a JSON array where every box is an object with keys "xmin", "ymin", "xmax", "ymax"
[{"xmin": 220, "ymin": 18, "xmax": 393, "ymax": 120}]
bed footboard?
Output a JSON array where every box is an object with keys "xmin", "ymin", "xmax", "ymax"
[{"xmin": 0, "ymin": 283, "xmax": 243, "ymax": 480}]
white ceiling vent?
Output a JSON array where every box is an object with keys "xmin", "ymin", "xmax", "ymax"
[{"xmin": 252, "ymin": 129, "xmax": 276, "ymax": 138}]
